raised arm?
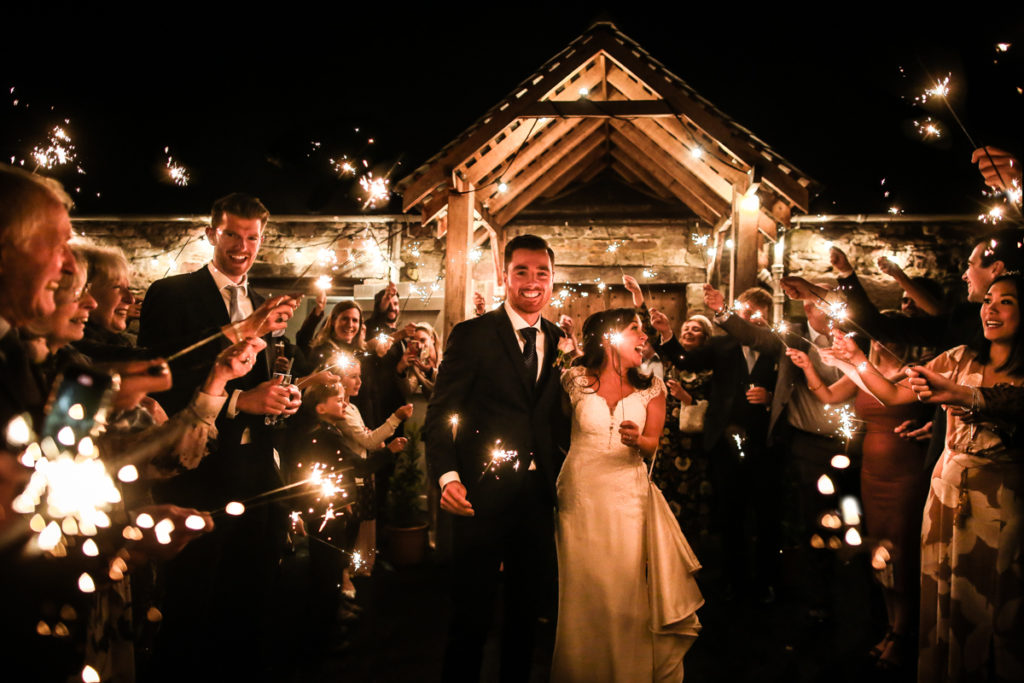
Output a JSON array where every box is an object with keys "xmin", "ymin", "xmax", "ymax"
[
  {"xmin": 825, "ymin": 333, "xmax": 917, "ymax": 405},
  {"xmin": 785, "ymin": 347, "xmax": 858, "ymax": 404}
]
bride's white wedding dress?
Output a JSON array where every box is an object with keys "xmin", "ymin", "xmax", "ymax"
[{"xmin": 552, "ymin": 367, "xmax": 703, "ymax": 682}]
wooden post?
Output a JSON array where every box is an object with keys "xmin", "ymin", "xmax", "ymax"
[
  {"xmin": 444, "ymin": 184, "xmax": 474, "ymax": 338},
  {"xmin": 733, "ymin": 185, "xmax": 759, "ymax": 296}
]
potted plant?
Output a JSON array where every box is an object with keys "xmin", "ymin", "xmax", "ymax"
[{"xmin": 384, "ymin": 421, "xmax": 429, "ymax": 566}]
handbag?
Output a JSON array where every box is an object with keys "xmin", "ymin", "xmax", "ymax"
[{"xmin": 677, "ymin": 399, "xmax": 708, "ymax": 434}]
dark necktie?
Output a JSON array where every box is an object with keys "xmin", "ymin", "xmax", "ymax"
[{"xmin": 520, "ymin": 327, "xmax": 538, "ymax": 384}]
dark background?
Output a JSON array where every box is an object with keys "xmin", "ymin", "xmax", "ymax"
[{"xmin": 2, "ymin": 3, "xmax": 1021, "ymax": 216}]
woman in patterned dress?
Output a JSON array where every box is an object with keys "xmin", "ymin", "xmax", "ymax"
[
  {"xmin": 826, "ymin": 274, "xmax": 1024, "ymax": 682},
  {"xmin": 651, "ymin": 315, "xmax": 714, "ymax": 544}
]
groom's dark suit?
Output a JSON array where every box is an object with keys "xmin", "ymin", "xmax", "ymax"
[
  {"xmin": 138, "ymin": 265, "xmax": 287, "ymax": 680},
  {"xmin": 425, "ymin": 305, "xmax": 569, "ymax": 682}
]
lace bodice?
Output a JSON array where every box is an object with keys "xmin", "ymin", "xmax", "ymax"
[{"xmin": 558, "ymin": 367, "xmax": 665, "ymax": 509}]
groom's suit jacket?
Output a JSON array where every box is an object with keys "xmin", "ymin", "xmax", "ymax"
[
  {"xmin": 138, "ymin": 266, "xmax": 280, "ymax": 507},
  {"xmin": 425, "ymin": 307, "xmax": 570, "ymax": 516}
]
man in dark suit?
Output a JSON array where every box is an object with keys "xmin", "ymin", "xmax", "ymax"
[
  {"xmin": 651, "ymin": 286, "xmax": 779, "ymax": 600},
  {"xmin": 138, "ymin": 192, "xmax": 300, "ymax": 680},
  {"xmin": 425, "ymin": 234, "xmax": 569, "ymax": 682}
]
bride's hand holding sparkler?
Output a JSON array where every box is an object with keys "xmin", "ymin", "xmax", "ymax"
[
  {"xmin": 622, "ymin": 275, "xmax": 643, "ymax": 307},
  {"xmin": 786, "ymin": 348, "xmax": 812, "ymax": 370},
  {"xmin": 618, "ymin": 420, "xmax": 641, "ymax": 450}
]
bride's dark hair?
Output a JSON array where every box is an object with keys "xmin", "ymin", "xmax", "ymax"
[{"xmin": 572, "ymin": 308, "xmax": 653, "ymax": 391}]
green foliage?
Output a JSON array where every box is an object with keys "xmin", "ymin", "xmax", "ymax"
[{"xmin": 386, "ymin": 420, "xmax": 427, "ymax": 527}]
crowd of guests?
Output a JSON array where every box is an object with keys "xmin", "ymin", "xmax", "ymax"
[
  {"xmin": 0, "ymin": 166, "xmax": 443, "ymax": 681},
  {"xmin": 0, "ymin": 143, "xmax": 1022, "ymax": 683}
]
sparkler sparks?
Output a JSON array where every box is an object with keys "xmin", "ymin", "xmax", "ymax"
[
  {"xmin": 913, "ymin": 117, "xmax": 943, "ymax": 140},
  {"xmin": 331, "ymin": 156, "xmax": 357, "ymax": 176},
  {"xmin": 31, "ymin": 124, "xmax": 76, "ymax": 170},
  {"xmin": 980, "ymin": 205, "xmax": 1005, "ymax": 224},
  {"xmin": 315, "ymin": 275, "xmax": 333, "ymax": 291},
  {"xmin": 479, "ymin": 440, "xmax": 520, "ymax": 480},
  {"xmin": 358, "ymin": 173, "xmax": 390, "ymax": 208},
  {"xmin": 917, "ymin": 75, "xmax": 950, "ymax": 103},
  {"xmin": 164, "ymin": 147, "xmax": 190, "ymax": 186}
]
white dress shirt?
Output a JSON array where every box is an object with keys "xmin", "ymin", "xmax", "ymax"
[{"xmin": 207, "ymin": 263, "xmax": 254, "ymax": 321}]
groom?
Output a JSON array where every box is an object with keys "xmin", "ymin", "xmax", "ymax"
[{"xmin": 425, "ymin": 234, "xmax": 570, "ymax": 682}]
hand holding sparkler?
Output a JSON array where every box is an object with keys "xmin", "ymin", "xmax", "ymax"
[
  {"xmin": 101, "ymin": 359, "xmax": 172, "ymax": 411},
  {"xmin": 386, "ymin": 437, "xmax": 409, "ymax": 454},
  {"xmin": 745, "ymin": 386, "xmax": 772, "ymax": 406},
  {"xmin": 224, "ymin": 295, "xmax": 300, "ymax": 343},
  {"xmin": 125, "ymin": 504, "xmax": 213, "ymax": 564},
  {"xmin": 703, "ymin": 283, "xmax": 726, "ymax": 314},
  {"xmin": 819, "ymin": 332, "xmax": 866, "ymax": 369},
  {"xmin": 905, "ymin": 365, "xmax": 971, "ymax": 406},
  {"xmin": 622, "ymin": 275, "xmax": 643, "ymax": 307},
  {"xmin": 780, "ymin": 276, "xmax": 827, "ymax": 302},
  {"xmin": 473, "ymin": 291, "xmax": 487, "ymax": 316},
  {"xmin": 665, "ymin": 379, "xmax": 692, "ymax": 405},
  {"xmin": 876, "ymin": 256, "xmax": 906, "ymax": 281},
  {"xmin": 313, "ymin": 286, "xmax": 328, "ymax": 316},
  {"xmin": 829, "ymin": 247, "xmax": 853, "ymax": 277},
  {"xmin": 203, "ymin": 338, "xmax": 268, "ymax": 396},
  {"xmin": 618, "ymin": 420, "xmax": 641, "ymax": 450},
  {"xmin": 648, "ymin": 309, "xmax": 672, "ymax": 343},
  {"xmin": 440, "ymin": 481, "xmax": 474, "ymax": 516},
  {"xmin": 236, "ymin": 375, "xmax": 301, "ymax": 417},
  {"xmin": 972, "ymin": 147, "xmax": 1021, "ymax": 198}
]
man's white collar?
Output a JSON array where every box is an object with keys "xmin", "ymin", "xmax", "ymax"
[
  {"xmin": 504, "ymin": 300, "xmax": 540, "ymax": 331},
  {"xmin": 208, "ymin": 262, "xmax": 248, "ymax": 291}
]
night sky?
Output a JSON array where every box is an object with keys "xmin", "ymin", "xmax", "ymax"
[{"xmin": 2, "ymin": 4, "xmax": 1021, "ymax": 218}]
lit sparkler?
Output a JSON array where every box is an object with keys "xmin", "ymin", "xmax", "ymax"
[
  {"xmin": 478, "ymin": 440, "xmax": 520, "ymax": 481},
  {"xmin": 358, "ymin": 173, "xmax": 390, "ymax": 209},
  {"xmin": 913, "ymin": 117, "xmax": 943, "ymax": 140},
  {"xmin": 917, "ymin": 75, "xmax": 950, "ymax": 104},
  {"xmin": 315, "ymin": 275, "xmax": 333, "ymax": 291},
  {"xmin": 164, "ymin": 147, "xmax": 190, "ymax": 186},
  {"xmin": 449, "ymin": 414, "xmax": 460, "ymax": 441},
  {"xmin": 30, "ymin": 124, "xmax": 77, "ymax": 171}
]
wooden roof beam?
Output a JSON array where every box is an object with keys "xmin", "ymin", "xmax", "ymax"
[
  {"xmin": 542, "ymin": 155, "xmax": 607, "ymax": 200},
  {"xmin": 494, "ymin": 132, "xmax": 606, "ymax": 225},
  {"xmin": 610, "ymin": 121, "xmax": 731, "ymax": 218},
  {"xmin": 603, "ymin": 65, "xmax": 747, "ymax": 186},
  {"xmin": 470, "ymin": 117, "xmax": 584, "ymax": 191},
  {"xmin": 609, "ymin": 140, "xmax": 718, "ymax": 224},
  {"xmin": 515, "ymin": 100, "xmax": 676, "ymax": 117},
  {"xmin": 487, "ymin": 118, "xmax": 606, "ymax": 213},
  {"xmin": 399, "ymin": 31, "xmax": 629, "ymax": 211},
  {"xmin": 608, "ymin": 148, "xmax": 677, "ymax": 202},
  {"xmin": 601, "ymin": 50, "xmax": 810, "ymax": 210},
  {"xmin": 609, "ymin": 159, "xmax": 672, "ymax": 200}
]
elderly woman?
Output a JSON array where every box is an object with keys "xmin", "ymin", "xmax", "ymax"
[
  {"xmin": 73, "ymin": 244, "xmax": 138, "ymax": 360},
  {"xmin": 22, "ymin": 245, "xmax": 97, "ymax": 384},
  {"xmin": 650, "ymin": 314, "xmax": 714, "ymax": 541}
]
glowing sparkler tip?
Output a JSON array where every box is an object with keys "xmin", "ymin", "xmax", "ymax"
[
  {"xmin": 184, "ymin": 514, "xmax": 207, "ymax": 531},
  {"xmin": 82, "ymin": 538, "xmax": 99, "ymax": 557},
  {"xmin": 844, "ymin": 527, "xmax": 863, "ymax": 546},
  {"xmin": 830, "ymin": 454, "xmax": 851, "ymax": 469},
  {"xmin": 117, "ymin": 465, "xmax": 138, "ymax": 483},
  {"xmin": 82, "ymin": 664, "xmax": 101, "ymax": 683},
  {"xmin": 817, "ymin": 474, "xmax": 836, "ymax": 496},
  {"xmin": 5, "ymin": 414, "xmax": 31, "ymax": 446},
  {"xmin": 315, "ymin": 275, "xmax": 333, "ymax": 291},
  {"xmin": 225, "ymin": 501, "xmax": 246, "ymax": 516},
  {"xmin": 135, "ymin": 513, "xmax": 154, "ymax": 529},
  {"xmin": 78, "ymin": 572, "xmax": 96, "ymax": 593}
]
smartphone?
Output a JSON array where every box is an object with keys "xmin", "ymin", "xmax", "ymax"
[{"xmin": 41, "ymin": 364, "xmax": 118, "ymax": 445}]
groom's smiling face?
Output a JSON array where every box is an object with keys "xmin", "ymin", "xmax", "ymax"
[{"xmin": 504, "ymin": 248, "xmax": 553, "ymax": 322}]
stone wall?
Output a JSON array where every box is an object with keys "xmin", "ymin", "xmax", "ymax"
[{"xmin": 77, "ymin": 213, "xmax": 983, "ymax": 337}]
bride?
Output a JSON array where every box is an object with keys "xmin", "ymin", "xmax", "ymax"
[{"xmin": 553, "ymin": 308, "xmax": 703, "ymax": 682}]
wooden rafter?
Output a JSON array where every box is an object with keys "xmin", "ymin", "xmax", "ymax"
[
  {"xmin": 600, "ymin": 45, "xmax": 810, "ymax": 209},
  {"xmin": 494, "ymin": 132, "xmax": 606, "ymax": 225},
  {"xmin": 608, "ymin": 150, "xmax": 676, "ymax": 202},
  {"xmin": 610, "ymin": 121, "xmax": 731, "ymax": 219},
  {"xmin": 609, "ymin": 132, "xmax": 720, "ymax": 225},
  {"xmin": 487, "ymin": 118, "xmax": 605, "ymax": 214}
]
